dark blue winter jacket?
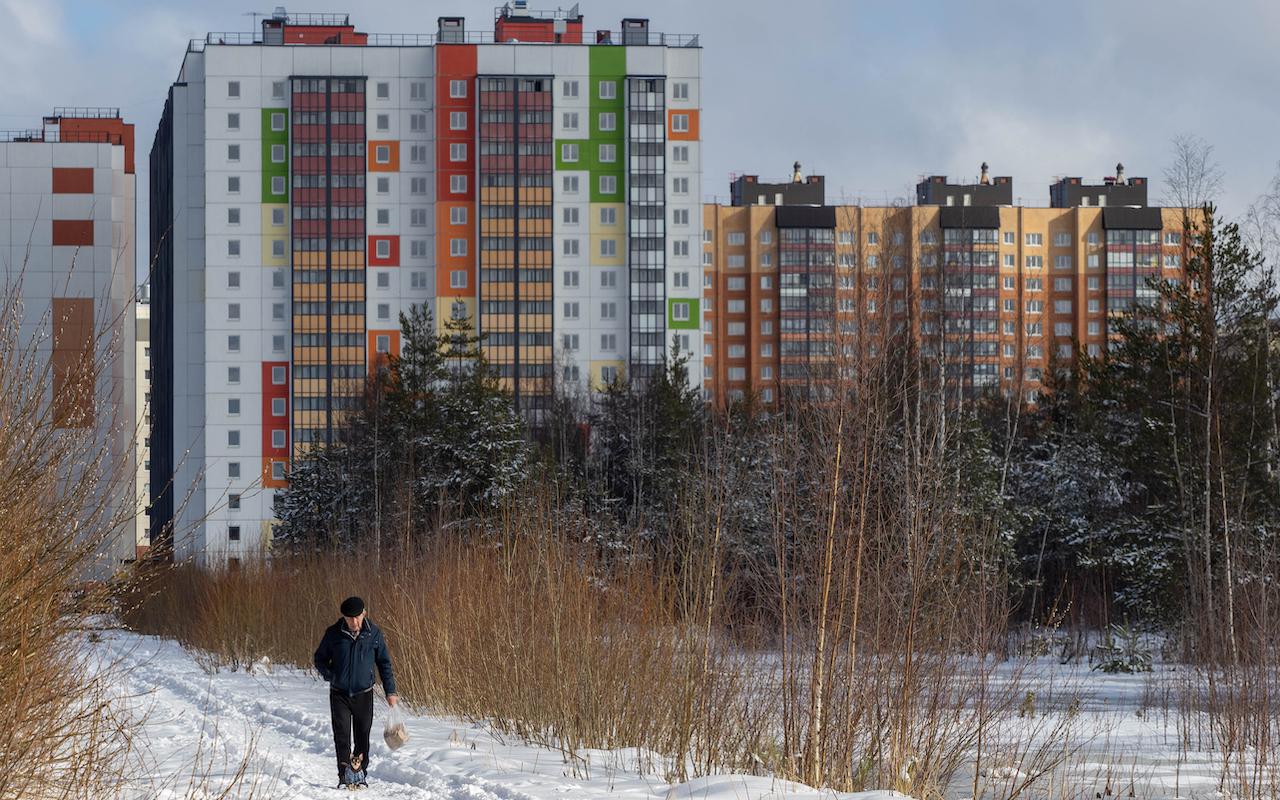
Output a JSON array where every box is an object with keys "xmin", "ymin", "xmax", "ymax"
[{"xmin": 313, "ymin": 618, "xmax": 397, "ymax": 697}]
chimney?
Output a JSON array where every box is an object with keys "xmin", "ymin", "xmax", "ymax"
[
  {"xmin": 979, "ymin": 161, "xmax": 990, "ymax": 185},
  {"xmin": 1115, "ymin": 162, "xmax": 1126, "ymax": 185},
  {"xmin": 792, "ymin": 161, "xmax": 803, "ymax": 183}
]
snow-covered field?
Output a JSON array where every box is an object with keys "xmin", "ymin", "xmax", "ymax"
[
  {"xmin": 93, "ymin": 627, "xmax": 1258, "ymax": 799},
  {"xmin": 95, "ymin": 629, "xmax": 902, "ymax": 799}
]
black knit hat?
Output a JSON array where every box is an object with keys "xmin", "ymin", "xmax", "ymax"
[{"xmin": 340, "ymin": 596, "xmax": 365, "ymax": 617}]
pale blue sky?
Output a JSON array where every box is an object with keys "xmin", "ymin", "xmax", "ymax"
[{"xmin": 0, "ymin": 0, "xmax": 1276, "ymax": 280}]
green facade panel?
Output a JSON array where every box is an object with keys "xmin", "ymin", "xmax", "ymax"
[
  {"xmin": 588, "ymin": 46, "xmax": 625, "ymax": 203},
  {"xmin": 261, "ymin": 107, "xmax": 289, "ymax": 203},
  {"xmin": 668, "ymin": 298, "xmax": 699, "ymax": 330}
]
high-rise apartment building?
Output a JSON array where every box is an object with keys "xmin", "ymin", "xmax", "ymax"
[
  {"xmin": 135, "ymin": 283, "xmax": 151, "ymax": 560},
  {"xmin": 703, "ymin": 163, "xmax": 1192, "ymax": 406},
  {"xmin": 1, "ymin": 109, "xmax": 138, "ymax": 569},
  {"xmin": 150, "ymin": 7, "xmax": 702, "ymax": 564}
]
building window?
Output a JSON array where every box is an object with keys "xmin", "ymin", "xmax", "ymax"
[
  {"xmin": 227, "ymin": 144, "xmax": 240, "ymax": 162},
  {"xmin": 227, "ymin": 240, "xmax": 241, "ymax": 257},
  {"xmin": 450, "ymin": 79, "xmax": 467, "ymax": 98},
  {"xmin": 601, "ymin": 302, "xmax": 617, "ymax": 320},
  {"xmin": 672, "ymin": 177, "xmax": 688, "ymax": 194},
  {"xmin": 271, "ymin": 176, "xmax": 286, "ymax": 195},
  {"xmin": 376, "ymin": 82, "xmax": 390, "ymax": 99},
  {"xmin": 600, "ymin": 175, "xmax": 617, "ymax": 195},
  {"xmin": 271, "ymin": 397, "xmax": 285, "ymax": 417},
  {"xmin": 563, "ymin": 175, "xmax": 580, "ymax": 193},
  {"xmin": 674, "ymin": 240, "xmax": 691, "ymax": 257},
  {"xmin": 376, "ymin": 209, "xmax": 391, "ymax": 225},
  {"xmin": 228, "ymin": 176, "xmax": 240, "ymax": 194},
  {"xmin": 410, "ymin": 114, "xmax": 427, "ymax": 132},
  {"xmin": 228, "ymin": 366, "xmax": 241, "ymax": 384},
  {"xmin": 563, "ymin": 239, "xmax": 580, "ymax": 256},
  {"xmin": 228, "ymin": 526, "xmax": 241, "ymax": 542},
  {"xmin": 450, "ymin": 238, "xmax": 467, "ymax": 257},
  {"xmin": 450, "ymin": 270, "xmax": 467, "ymax": 289},
  {"xmin": 563, "ymin": 111, "xmax": 579, "ymax": 131},
  {"xmin": 272, "ymin": 208, "xmax": 285, "ymax": 226},
  {"xmin": 377, "ymin": 304, "xmax": 390, "ymax": 320},
  {"xmin": 375, "ymin": 335, "xmax": 391, "ymax": 354},
  {"xmin": 672, "ymin": 82, "xmax": 689, "ymax": 100},
  {"xmin": 450, "ymin": 207, "xmax": 467, "ymax": 225},
  {"xmin": 228, "ymin": 430, "xmax": 240, "ymax": 447},
  {"xmin": 674, "ymin": 271, "xmax": 689, "ymax": 288},
  {"xmin": 563, "ymin": 270, "xmax": 579, "ymax": 288},
  {"xmin": 450, "ymin": 143, "xmax": 467, "ymax": 161},
  {"xmin": 672, "ymin": 113, "xmax": 690, "ymax": 133},
  {"xmin": 601, "ymin": 333, "xmax": 617, "ymax": 351},
  {"xmin": 227, "ymin": 303, "xmax": 240, "ymax": 321},
  {"xmin": 228, "ymin": 208, "xmax": 240, "ymax": 225},
  {"xmin": 375, "ymin": 145, "xmax": 391, "ymax": 164},
  {"xmin": 449, "ymin": 111, "xmax": 467, "ymax": 130},
  {"xmin": 563, "ymin": 301, "xmax": 580, "ymax": 319},
  {"xmin": 227, "ymin": 271, "xmax": 240, "ymax": 288},
  {"xmin": 376, "ymin": 271, "xmax": 390, "ymax": 288},
  {"xmin": 271, "ymin": 144, "xmax": 286, "ymax": 163},
  {"xmin": 227, "ymin": 113, "xmax": 240, "ymax": 130},
  {"xmin": 561, "ymin": 143, "xmax": 579, "ymax": 162},
  {"xmin": 598, "ymin": 239, "xmax": 617, "ymax": 257},
  {"xmin": 450, "ymin": 175, "xmax": 467, "ymax": 194},
  {"xmin": 672, "ymin": 302, "xmax": 690, "ymax": 322},
  {"xmin": 228, "ymin": 399, "xmax": 241, "ymax": 416},
  {"xmin": 271, "ymin": 366, "xmax": 286, "ymax": 385},
  {"xmin": 272, "ymin": 430, "xmax": 286, "ymax": 449},
  {"xmin": 599, "ymin": 143, "xmax": 616, "ymax": 163},
  {"xmin": 376, "ymin": 239, "xmax": 391, "ymax": 259},
  {"xmin": 601, "ymin": 270, "xmax": 617, "ymax": 288},
  {"xmin": 272, "ymin": 335, "xmax": 284, "ymax": 352},
  {"xmin": 271, "ymin": 81, "xmax": 285, "ymax": 100},
  {"xmin": 1053, "ymin": 233, "xmax": 1071, "ymax": 247},
  {"xmin": 600, "ymin": 207, "xmax": 617, "ymax": 225},
  {"xmin": 376, "ymin": 114, "xmax": 390, "ymax": 131},
  {"xmin": 1026, "ymin": 233, "xmax": 1043, "ymax": 246},
  {"xmin": 598, "ymin": 80, "xmax": 616, "ymax": 99},
  {"xmin": 271, "ymin": 112, "xmax": 285, "ymax": 132},
  {"xmin": 672, "ymin": 144, "xmax": 689, "ymax": 163},
  {"xmin": 271, "ymin": 462, "xmax": 285, "ymax": 481},
  {"xmin": 599, "ymin": 112, "xmax": 616, "ymax": 131}
]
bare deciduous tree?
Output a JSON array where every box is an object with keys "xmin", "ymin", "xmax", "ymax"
[{"xmin": 1163, "ymin": 133, "xmax": 1225, "ymax": 210}]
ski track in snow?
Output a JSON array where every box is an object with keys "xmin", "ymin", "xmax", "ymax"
[{"xmin": 98, "ymin": 629, "xmax": 893, "ymax": 800}]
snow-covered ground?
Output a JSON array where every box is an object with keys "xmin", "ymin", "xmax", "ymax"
[
  {"xmin": 93, "ymin": 627, "xmax": 1257, "ymax": 799},
  {"xmin": 95, "ymin": 629, "xmax": 904, "ymax": 799}
]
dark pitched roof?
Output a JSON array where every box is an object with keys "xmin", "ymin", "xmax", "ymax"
[
  {"xmin": 939, "ymin": 206, "xmax": 1001, "ymax": 229},
  {"xmin": 775, "ymin": 205, "xmax": 836, "ymax": 228},
  {"xmin": 1102, "ymin": 207, "xmax": 1163, "ymax": 230}
]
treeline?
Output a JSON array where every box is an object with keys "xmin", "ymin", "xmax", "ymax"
[{"xmin": 275, "ymin": 205, "xmax": 1280, "ymax": 649}]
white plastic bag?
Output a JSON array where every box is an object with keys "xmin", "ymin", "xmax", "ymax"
[{"xmin": 383, "ymin": 705, "xmax": 409, "ymax": 750}]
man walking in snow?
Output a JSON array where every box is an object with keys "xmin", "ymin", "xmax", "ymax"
[{"xmin": 313, "ymin": 596, "xmax": 399, "ymax": 788}]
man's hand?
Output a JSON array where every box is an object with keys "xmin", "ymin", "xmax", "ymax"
[{"xmin": 387, "ymin": 694, "xmax": 399, "ymax": 708}]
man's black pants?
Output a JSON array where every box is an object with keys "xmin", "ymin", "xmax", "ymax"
[{"xmin": 329, "ymin": 689, "xmax": 374, "ymax": 778}]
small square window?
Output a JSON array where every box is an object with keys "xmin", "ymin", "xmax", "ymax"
[
  {"xmin": 272, "ymin": 269, "xmax": 285, "ymax": 288},
  {"xmin": 449, "ymin": 143, "xmax": 467, "ymax": 162},
  {"xmin": 376, "ymin": 82, "xmax": 389, "ymax": 99},
  {"xmin": 228, "ymin": 240, "xmax": 241, "ymax": 256},
  {"xmin": 672, "ymin": 113, "xmax": 690, "ymax": 133},
  {"xmin": 377, "ymin": 177, "xmax": 390, "ymax": 194},
  {"xmin": 450, "ymin": 270, "xmax": 467, "ymax": 289},
  {"xmin": 377, "ymin": 304, "xmax": 390, "ymax": 320},
  {"xmin": 271, "ymin": 207, "xmax": 285, "ymax": 226},
  {"xmin": 375, "ymin": 335, "xmax": 391, "ymax": 353},
  {"xmin": 375, "ymin": 145, "xmax": 391, "ymax": 164},
  {"xmin": 271, "ymin": 81, "xmax": 285, "ymax": 100},
  {"xmin": 228, "ymin": 430, "xmax": 240, "ymax": 447},
  {"xmin": 228, "ymin": 525, "xmax": 241, "ymax": 542},
  {"xmin": 227, "ymin": 81, "xmax": 241, "ymax": 98},
  {"xmin": 450, "ymin": 79, "xmax": 467, "ymax": 98},
  {"xmin": 450, "ymin": 175, "xmax": 467, "ymax": 194},
  {"xmin": 271, "ymin": 462, "xmax": 285, "ymax": 480},
  {"xmin": 272, "ymin": 302, "xmax": 284, "ymax": 320},
  {"xmin": 227, "ymin": 303, "xmax": 240, "ymax": 320},
  {"xmin": 376, "ymin": 113, "xmax": 390, "ymax": 131},
  {"xmin": 228, "ymin": 366, "xmax": 241, "ymax": 384},
  {"xmin": 228, "ymin": 493, "xmax": 241, "ymax": 510},
  {"xmin": 450, "ymin": 207, "xmax": 468, "ymax": 225},
  {"xmin": 272, "ymin": 429, "xmax": 286, "ymax": 449},
  {"xmin": 228, "ymin": 399, "xmax": 241, "ymax": 416},
  {"xmin": 227, "ymin": 335, "xmax": 240, "ymax": 352},
  {"xmin": 272, "ymin": 398, "xmax": 285, "ymax": 416},
  {"xmin": 270, "ymin": 112, "xmax": 285, "ymax": 132},
  {"xmin": 376, "ymin": 239, "xmax": 391, "ymax": 258},
  {"xmin": 227, "ymin": 208, "xmax": 240, "ymax": 225},
  {"xmin": 271, "ymin": 144, "xmax": 286, "ymax": 163},
  {"xmin": 376, "ymin": 208, "xmax": 390, "ymax": 225},
  {"xmin": 272, "ymin": 335, "xmax": 284, "ymax": 352},
  {"xmin": 271, "ymin": 366, "xmax": 286, "ymax": 385},
  {"xmin": 272, "ymin": 239, "xmax": 286, "ymax": 258},
  {"xmin": 227, "ymin": 144, "xmax": 241, "ymax": 162},
  {"xmin": 376, "ymin": 271, "xmax": 390, "ymax": 288},
  {"xmin": 228, "ymin": 176, "xmax": 241, "ymax": 194},
  {"xmin": 598, "ymin": 80, "xmax": 616, "ymax": 99},
  {"xmin": 449, "ymin": 111, "xmax": 467, "ymax": 130},
  {"xmin": 227, "ymin": 271, "xmax": 240, "ymax": 288},
  {"xmin": 227, "ymin": 112, "xmax": 240, "ymax": 130}
]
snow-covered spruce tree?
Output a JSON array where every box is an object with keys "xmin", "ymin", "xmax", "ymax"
[
  {"xmin": 588, "ymin": 341, "xmax": 706, "ymax": 546},
  {"xmin": 273, "ymin": 305, "xmax": 531, "ymax": 551}
]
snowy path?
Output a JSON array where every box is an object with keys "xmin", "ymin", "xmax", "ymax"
[{"xmin": 96, "ymin": 629, "xmax": 899, "ymax": 800}]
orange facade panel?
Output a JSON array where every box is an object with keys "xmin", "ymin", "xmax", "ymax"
[
  {"xmin": 52, "ymin": 298, "xmax": 94, "ymax": 428},
  {"xmin": 668, "ymin": 109, "xmax": 700, "ymax": 141},
  {"xmin": 52, "ymin": 219, "xmax": 94, "ymax": 246},
  {"xmin": 368, "ymin": 140, "xmax": 400, "ymax": 172},
  {"xmin": 52, "ymin": 167, "xmax": 94, "ymax": 194}
]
